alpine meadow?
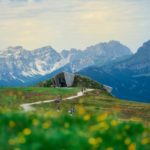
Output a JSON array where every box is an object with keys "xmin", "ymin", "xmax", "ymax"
[{"xmin": 0, "ymin": 0, "xmax": 150, "ymax": 150}]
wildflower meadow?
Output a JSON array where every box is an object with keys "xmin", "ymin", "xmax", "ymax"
[{"xmin": 0, "ymin": 107, "xmax": 149, "ymax": 150}]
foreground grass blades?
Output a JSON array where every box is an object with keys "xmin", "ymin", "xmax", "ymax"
[{"xmin": 0, "ymin": 108, "xmax": 149, "ymax": 150}]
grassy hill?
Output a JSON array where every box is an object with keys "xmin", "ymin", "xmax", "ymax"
[
  {"xmin": 37, "ymin": 74, "xmax": 106, "ymax": 91},
  {"xmin": 0, "ymin": 87, "xmax": 80, "ymax": 109},
  {"xmin": 0, "ymin": 85, "xmax": 149, "ymax": 149},
  {"xmin": 72, "ymin": 75, "xmax": 105, "ymax": 90},
  {"xmin": 34, "ymin": 89, "xmax": 150, "ymax": 124},
  {"xmin": 0, "ymin": 87, "xmax": 149, "ymax": 121}
]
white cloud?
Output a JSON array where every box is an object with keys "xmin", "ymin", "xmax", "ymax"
[{"xmin": 0, "ymin": 0, "xmax": 150, "ymax": 52}]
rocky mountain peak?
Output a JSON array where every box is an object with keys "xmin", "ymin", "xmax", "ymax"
[
  {"xmin": 137, "ymin": 40, "xmax": 150, "ymax": 54},
  {"xmin": 33, "ymin": 46, "xmax": 56, "ymax": 53},
  {"xmin": 0, "ymin": 40, "xmax": 133, "ymax": 86}
]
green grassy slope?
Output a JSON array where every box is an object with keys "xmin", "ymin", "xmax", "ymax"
[
  {"xmin": 0, "ymin": 87, "xmax": 149, "ymax": 122},
  {"xmin": 35, "ymin": 89, "xmax": 150, "ymax": 124},
  {"xmin": 72, "ymin": 75, "xmax": 105, "ymax": 90},
  {"xmin": 37, "ymin": 74, "xmax": 106, "ymax": 91},
  {"xmin": 0, "ymin": 87, "xmax": 150, "ymax": 150},
  {"xmin": 0, "ymin": 87, "xmax": 80, "ymax": 109}
]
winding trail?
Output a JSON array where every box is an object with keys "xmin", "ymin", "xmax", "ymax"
[{"xmin": 20, "ymin": 89, "xmax": 94, "ymax": 111}]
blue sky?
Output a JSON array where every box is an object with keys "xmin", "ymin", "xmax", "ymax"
[{"xmin": 0, "ymin": 0, "xmax": 150, "ymax": 52}]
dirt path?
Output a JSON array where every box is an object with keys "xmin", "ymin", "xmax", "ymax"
[{"xmin": 20, "ymin": 89, "xmax": 94, "ymax": 111}]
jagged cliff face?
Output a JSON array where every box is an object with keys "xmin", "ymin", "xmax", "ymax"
[{"xmin": 0, "ymin": 41, "xmax": 132, "ymax": 85}]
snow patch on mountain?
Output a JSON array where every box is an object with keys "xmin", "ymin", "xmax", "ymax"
[{"xmin": 0, "ymin": 41, "xmax": 132, "ymax": 84}]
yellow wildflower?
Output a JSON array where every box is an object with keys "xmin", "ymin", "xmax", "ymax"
[
  {"xmin": 88, "ymin": 137, "xmax": 102, "ymax": 145},
  {"xmin": 78, "ymin": 106, "xmax": 85, "ymax": 115},
  {"xmin": 23, "ymin": 128, "xmax": 31, "ymax": 136},
  {"xmin": 97, "ymin": 113, "xmax": 108, "ymax": 122},
  {"xmin": 9, "ymin": 121, "xmax": 16, "ymax": 128},
  {"xmin": 32, "ymin": 119, "xmax": 39, "ymax": 126},
  {"xmin": 83, "ymin": 114, "xmax": 91, "ymax": 121},
  {"xmin": 111, "ymin": 120, "xmax": 118, "ymax": 126},
  {"xmin": 128, "ymin": 143, "xmax": 136, "ymax": 150},
  {"xmin": 99, "ymin": 122, "xmax": 109, "ymax": 130},
  {"xmin": 42, "ymin": 121, "xmax": 51, "ymax": 129},
  {"xmin": 141, "ymin": 138, "xmax": 149, "ymax": 145},
  {"xmin": 125, "ymin": 138, "xmax": 131, "ymax": 145}
]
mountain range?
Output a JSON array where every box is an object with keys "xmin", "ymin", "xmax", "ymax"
[
  {"xmin": 79, "ymin": 40, "xmax": 150, "ymax": 102},
  {"xmin": 0, "ymin": 40, "xmax": 132, "ymax": 86},
  {"xmin": 0, "ymin": 40, "xmax": 149, "ymax": 102}
]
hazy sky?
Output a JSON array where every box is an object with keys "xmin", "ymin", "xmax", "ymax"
[{"xmin": 0, "ymin": 0, "xmax": 150, "ymax": 52}]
